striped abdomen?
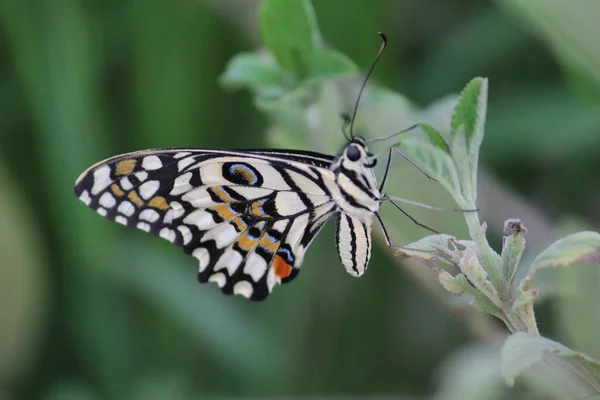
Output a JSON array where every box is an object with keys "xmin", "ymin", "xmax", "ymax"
[{"xmin": 335, "ymin": 213, "xmax": 372, "ymax": 277}]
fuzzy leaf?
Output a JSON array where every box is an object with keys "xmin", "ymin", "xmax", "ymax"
[
  {"xmin": 259, "ymin": 0, "xmax": 320, "ymax": 76},
  {"xmin": 451, "ymin": 77, "xmax": 488, "ymax": 154},
  {"xmin": 398, "ymin": 138, "xmax": 463, "ymax": 202},
  {"xmin": 219, "ymin": 52, "xmax": 287, "ymax": 100},
  {"xmin": 501, "ymin": 333, "xmax": 600, "ymax": 397},
  {"xmin": 419, "ymin": 123, "xmax": 450, "ymax": 153},
  {"xmin": 519, "ymin": 231, "xmax": 600, "ymax": 293},
  {"xmin": 437, "ymin": 269, "xmax": 465, "ymax": 297},
  {"xmin": 306, "ymin": 49, "xmax": 358, "ymax": 82},
  {"xmin": 501, "ymin": 219, "xmax": 527, "ymax": 287}
]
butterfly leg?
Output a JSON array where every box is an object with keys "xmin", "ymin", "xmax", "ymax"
[
  {"xmin": 384, "ymin": 195, "xmax": 478, "ymax": 213},
  {"xmin": 392, "ymin": 148, "xmax": 438, "ymax": 182},
  {"xmin": 381, "ymin": 195, "xmax": 440, "ymax": 234}
]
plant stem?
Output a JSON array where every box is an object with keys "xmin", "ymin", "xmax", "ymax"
[{"xmin": 463, "ymin": 205, "xmax": 509, "ymax": 303}]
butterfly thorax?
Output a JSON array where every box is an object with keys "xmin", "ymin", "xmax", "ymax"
[{"xmin": 329, "ymin": 137, "xmax": 381, "ymax": 223}]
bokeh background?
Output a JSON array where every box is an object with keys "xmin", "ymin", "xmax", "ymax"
[{"xmin": 1, "ymin": 0, "xmax": 600, "ymax": 399}]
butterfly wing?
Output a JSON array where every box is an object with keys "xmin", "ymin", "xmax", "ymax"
[{"xmin": 74, "ymin": 148, "xmax": 337, "ymax": 300}]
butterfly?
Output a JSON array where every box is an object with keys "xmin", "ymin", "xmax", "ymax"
[{"xmin": 73, "ymin": 33, "xmax": 433, "ymax": 301}]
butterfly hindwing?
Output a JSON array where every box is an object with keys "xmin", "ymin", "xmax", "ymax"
[{"xmin": 74, "ymin": 148, "xmax": 336, "ymax": 300}]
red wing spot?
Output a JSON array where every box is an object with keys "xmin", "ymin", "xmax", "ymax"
[{"xmin": 273, "ymin": 255, "xmax": 292, "ymax": 279}]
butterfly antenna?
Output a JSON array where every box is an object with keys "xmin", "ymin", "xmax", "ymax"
[
  {"xmin": 340, "ymin": 112, "xmax": 352, "ymax": 141},
  {"xmin": 348, "ymin": 32, "xmax": 388, "ymax": 139}
]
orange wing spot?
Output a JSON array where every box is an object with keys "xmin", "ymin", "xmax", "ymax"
[
  {"xmin": 212, "ymin": 203, "xmax": 238, "ymax": 221},
  {"xmin": 127, "ymin": 191, "xmax": 144, "ymax": 207},
  {"xmin": 115, "ymin": 159, "xmax": 136, "ymax": 175},
  {"xmin": 258, "ymin": 235, "xmax": 278, "ymax": 254},
  {"xmin": 237, "ymin": 232, "xmax": 258, "ymax": 251},
  {"xmin": 231, "ymin": 217, "xmax": 247, "ymax": 232},
  {"xmin": 273, "ymin": 255, "xmax": 292, "ymax": 279},
  {"xmin": 148, "ymin": 196, "xmax": 169, "ymax": 210},
  {"xmin": 212, "ymin": 186, "xmax": 233, "ymax": 203},
  {"xmin": 251, "ymin": 200, "xmax": 266, "ymax": 217},
  {"xmin": 111, "ymin": 184, "xmax": 124, "ymax": 197}
]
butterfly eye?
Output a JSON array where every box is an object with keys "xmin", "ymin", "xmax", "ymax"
[{"xmin": 346, "ymin": 145, "xmax": 361, "ymax": 161}]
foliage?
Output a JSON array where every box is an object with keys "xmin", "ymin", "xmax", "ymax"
[{"xmin": 2, "ymin": 0, "xmax": 600, "ymax": 399}]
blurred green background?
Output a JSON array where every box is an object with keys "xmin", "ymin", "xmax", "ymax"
[{"xmin": 1, "ymin": 0, "xmax": 600, "ymax": 399}]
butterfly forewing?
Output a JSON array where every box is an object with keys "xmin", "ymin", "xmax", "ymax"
[{"xmin": 74, "ymin": 148, "xmax": 336, "ymax": 300}]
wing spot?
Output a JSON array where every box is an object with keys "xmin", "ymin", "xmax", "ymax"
[
  {"xmin": 231, "ymin": 217, "xmax": 247, "ymax": 232},
  {"xmin": 258, "ymin": 235, "xmax": 278, "ymax": 254},
  {"xmin": 135, "ymin": 171, "xmax": 148, "ymax": 182},
  {"xmin": 177, "ymin": 157, "xmax": 196, "ymax": 172},
  {"xmin": 170, "ymin": 201, "xmax": 185, "ymax": 219},
  {"xmin": 273, "ymin": 255, "xmax": 292, "ymax": 279},
  {"xmin": 192, "ymin": 247, "xmax": 210, "ymax": 272},
  {"xmin": 139, "ymin": 180, "xmax": 160, "ymax": 200},
  {"xmin": 115, "ymin": 215, "xmax": 128, "ymax": 225},
  {"xmin": 208, "ymin": 272, "xmax": 227, "ymax": 288},
  {"xmin": 120, "ymin": 177, "xmax": 133, "ymax": 190},
  {"xmin": 99, "ymin": 192, "xmax": 116, "ymax": 209},
  {"xmin": 111, "ymin": 184, "xmax": 124, "ymax": 197},
  {"xmin": 233, "ymin": 281, "xmax": 253, "ymax": 298},
  {"xmin": 115, "ymin": 159, "xmax": 136, "ymax": 175},
  {"xmin": 91, "ymin": 165, "xmax": 111, "ymax": 195},
  {"xmin": 140, "ymin": 209, "xmax": 160, "ymax": 223},
  {"xmin": 177, "ymin": 225, "xmax": 192, "ymax": 245},
  {"xmin": 170, "ymin": 172, "xmax": 192, "ymax": 196},
  {"xmin": 137, "ymin": 222, "xmax": 151, "ymax": 232},
  {"xmin": 142, "ymin": 155, "xmax": 162, "ymax": 170},
  {"xmin": 159, "ymin": 228, "xmax": 177, "ymax": 242},
  {"xmin": 127, "ymin": 191, "xmax": 144, "ymax": 207},
  {"xmin": 79, "ymin": 190, "xmax": 91, "ymax": 206},
  {"xmin": 173, "ymin": 152, "xmax": 191, "ymax": 159},
  {"xmin": 237, "ymin": 231, "xmax": 258, "ymax": 251},
  {"xmin": 148, "ymin": 196, "xmax": 169, "ymax": 210},
  {"xmin": 211, "ymin": 186, "xmax": 233, "ymax": 203},
  {"xmin": 117, "ymin": 200, "xmax": 135, "ymax": 217},
  {"xmin": 97, "ymin": 207, "xmax": 107, "ymax": 217}
]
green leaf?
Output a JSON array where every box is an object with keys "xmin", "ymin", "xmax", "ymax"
[
  {"xmin": 437, "ymin": 269, "xmax": 465, "ymax": 297},
  {"xmin": 500, "ymin": 219, "xmax": 527, "ymax": 287},
  {"xmin": 219, "ymin": 52, "xmax": 287, "ymax": 100},
  {"xmin": 419, "ymin": 123, "xmax": 450, "ymax": 153},
  {"xmin": 497, "ymin": 0, "xmax": 600, "ymax": 88},
  {"xmin": 519, "ymin": 231, "xmax": 600, "ymax": 293},
  {"xmin": 435, "ymin": 343, "xmax": 506, "ymax": 400},
  {"xmin": 501, "ymin": 333, "xmax": 600, "ymax": 397},
  {"xmin": 398, "ymin": 138, "xmax": 463, "ymax": 203},
  {"xmin": 450, "ymin": 77, "xmax": 487, "ymax": 153},
  {"xmin": 306, "ymin": 49, "xmax": 359, "ymax": 82},
  {"xmin": 259, "ymin": 0, "xmax": 320, "ymax": 76}
]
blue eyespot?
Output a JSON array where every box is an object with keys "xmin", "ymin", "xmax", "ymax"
[{"xmin": 229, "ymin": 163, "xmax": 258, "ymax": 185}]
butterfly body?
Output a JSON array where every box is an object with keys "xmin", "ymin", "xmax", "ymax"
[{"xmin": 75, "ymin": 138, "xmax": 381, "ymax": 300}]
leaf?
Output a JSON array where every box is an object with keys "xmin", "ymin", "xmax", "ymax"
[
  {"xmin": 498, "ymin": 0, "xmax": 600, "ymax": 88},
  {"xmin": 306, "ymin": 49, "xmax": 359, "ymax": 82},
  {"xmin": 519, "ymin": 231, "xmax": 600, "ymax": 293},
  {"xmin": 398, "ymin": 138, "xmax": 463, "ymax": 202},
  {"xmin": 437, "ymin": 269, "xmax": 465, "ymax": 296},
  {"xmin": 259, "ymin": 0, "xmax": 320, "ymax": 76},
  {"xmin": 450, "ymin": 77, "xmax": 488, "ymax": 154},
  {"xmin": 435, "ymin": 343, "xmax": 506, "ymax": 400},
  {"xmin": 501, "ymin": 333, "xmax": 600, "ymax": 397},
  {"xmin": 500, "ymin": 219, "xmax": 527, "ymax": 287},
  {"xmin": 419, "ymin": 123, "xmax": 450, "ymax": 153},
  {"xmin": 219, "ymin": 52, "xmax": 287, "ymax": 101}
]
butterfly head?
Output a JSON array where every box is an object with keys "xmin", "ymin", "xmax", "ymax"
[{"xmin": 343, "ymin": 136, "xmax": 377, "ymax": 168}]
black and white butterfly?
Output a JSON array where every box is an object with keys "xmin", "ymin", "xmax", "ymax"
[{"xmin": 73, "ymin": 33, "xmax": 434, "ymax": 301}]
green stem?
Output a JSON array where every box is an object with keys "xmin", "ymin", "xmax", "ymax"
[{"xmin": 463, "ymin": 206, "xmax": 509, "ymax": 303}]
